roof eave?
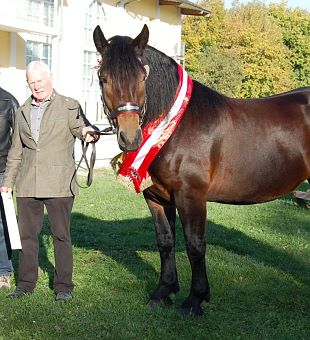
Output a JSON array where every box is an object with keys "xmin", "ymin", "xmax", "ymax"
[{"xmin": 159, "ymin": 0, "xmax": 211, "ymax": 17}]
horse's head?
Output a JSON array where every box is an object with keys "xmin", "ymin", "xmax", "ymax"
[{"xmin": 93, "ymin": 25, "xmax": 149, "ymax": 152}]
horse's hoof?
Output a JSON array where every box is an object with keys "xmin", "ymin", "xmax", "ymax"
[
  {"xmin": 148, "ymin": 296, "xmax": 173, "ymax": 309},
  {"xmin": 180, "ymin": 305, "xmax": 203, "ymax": 317},
  {"xmin": 148, "ymin": 299, "xmax": 160, "ymax": 309},
  {"xmin": 180, "ymin": 299, "xmax": 204, "ymax": 316},
  {"xmin": 162, "ymin": 296, "xmax": 173, "ymax": 306}
]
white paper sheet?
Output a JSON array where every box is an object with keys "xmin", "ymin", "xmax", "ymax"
[{"xmin": 1, "ymin": 192, "xmax": 21, "ymax": 249}]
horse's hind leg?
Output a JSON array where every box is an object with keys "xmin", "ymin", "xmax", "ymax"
[
  {"xmin": 176, "ymin": 197, "xmax": 210, "ymax": 316},
  {"xmin": 144, "ymin": 197, "xmax": 179, "ymax": 308}
]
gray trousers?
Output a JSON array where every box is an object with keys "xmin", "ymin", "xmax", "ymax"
[{"xmin": 16, "ymin": 196, "xmax": 74, "ymax": 293}]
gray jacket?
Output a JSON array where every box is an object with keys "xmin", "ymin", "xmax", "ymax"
[{"xmin": 3, "ymin": 90, "xmax": 89, "ymax": 197}]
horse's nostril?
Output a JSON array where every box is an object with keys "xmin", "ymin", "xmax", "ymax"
[{"xmin": 119, "ymin": 130, "xmax": 127, "ymax": 145}]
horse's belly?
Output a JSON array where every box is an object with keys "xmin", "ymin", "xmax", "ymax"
[{"xmin": 207, "ymin": 161, "xmax": 307, "ymax": 204}]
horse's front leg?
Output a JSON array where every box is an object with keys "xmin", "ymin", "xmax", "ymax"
[
  {"xmin": 176, "ymin": 194, "xmax": 210, "ymax": 316},
  {"xmin": 144, "ymin": 196, "xmax": 179, "ymax": 308}
]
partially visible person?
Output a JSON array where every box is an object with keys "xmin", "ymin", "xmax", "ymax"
[
  {"xmin": 293, "ymin": 187, "xmax": 310, "ymax": 208},
  {"xmin": 0, "ymin": 86, "xmax": 19, "ymax": 289},
  {"xmin": 0, "ymin": 60, "xmax": 98, "ymax": 300}
]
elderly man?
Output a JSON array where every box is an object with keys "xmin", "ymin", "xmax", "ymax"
[{"xmin": 1, "ymin": 60, "xmax": 98, "ymax": 301}]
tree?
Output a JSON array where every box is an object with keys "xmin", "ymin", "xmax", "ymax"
[
  {"xmin": 222, "ymin": 2, "xmax": 293, "ymax": 97},
  {"xmin": 182, "ymin": 1, "xmax": 309, "ymax": 98},
  {"xmin": 269, "ymin": 2, "xmax": 310, "ymax": 88},
  {"xmin": 182, "ymin": 1, "xmax": 243, "ymax": 95},
  {"xmin": 182, "ymin": 0, "xmax": 227, "ymax": 74},
  {"xmin": 191, "ymin": 46, "xmax": 243, "ymax": 96}
]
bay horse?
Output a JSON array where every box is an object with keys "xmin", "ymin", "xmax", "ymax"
[{"xmin": 93, "ymin": 24, "xmax": 310, "ymax": 316}]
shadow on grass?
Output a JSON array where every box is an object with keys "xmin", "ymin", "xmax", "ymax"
[
  {"xmin": 208, "ymin": 221, "xmax": 309, "ymax": 284},
  {"xmin": 21, "ymin": 207, "xmax": 308, "ymax": 295}
]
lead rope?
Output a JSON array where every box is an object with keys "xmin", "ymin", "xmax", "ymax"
[{"xmin": 75, "ymin": 127, "xmax": 115, "ymax": 187}]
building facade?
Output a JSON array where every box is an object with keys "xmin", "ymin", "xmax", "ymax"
[{"xmin": 0, "ymin": 0, "xmax": 209, "ymax": 123}]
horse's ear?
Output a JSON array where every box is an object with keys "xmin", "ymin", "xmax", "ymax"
[
  {"xmin": 93, "ymin": 25, "xmax": 108, "ymax": 54},
  {"xmin": 132, "ymin": 24, "xmax": 149, "ymax": 56}
]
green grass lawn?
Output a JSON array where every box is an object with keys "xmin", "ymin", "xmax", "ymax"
[{"xmin": 0, "ymin": 169, "xmax": 309, "ymax": 339}]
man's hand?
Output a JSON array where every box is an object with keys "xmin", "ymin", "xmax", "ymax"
[{"xmin": 82, "ymin": 126, "xmax": 100, "ymax": 143}]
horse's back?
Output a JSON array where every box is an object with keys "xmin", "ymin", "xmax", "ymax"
[
  {"xmin": 266, "ymin": 86, "xmax": 310, "ymax": 99},
  {"xmin": 232, "ymin": 86, "xmax": 310, "ymax": 116}
]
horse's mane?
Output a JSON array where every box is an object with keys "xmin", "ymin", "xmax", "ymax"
[
  {"xmin": 142, "ymin": 46, "xmax": 229, "ymax": 122},
  {"xmin": 143, "ymin": 46, "xmax": 179, "ymax": 123},
  {"xmin": 100, "ymin": 35, "xmax": 228, "ymax": 125}
]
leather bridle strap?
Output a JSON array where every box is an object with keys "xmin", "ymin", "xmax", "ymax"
[
  {"xmin": 101, "ymin": 94, "xmax": 147, "ymax": 126},
  {"xmin": 109, "ymin": 102, "xmax": 141, "ymax": 119}
]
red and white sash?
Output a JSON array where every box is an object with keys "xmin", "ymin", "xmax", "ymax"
[{"xmin": 115, "ymin": 64, "xmax": 193, "ymax": 193}]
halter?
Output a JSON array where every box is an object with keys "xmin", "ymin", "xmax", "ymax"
[{"xmin": 101, "ymin": 94, "xmax": 147, "ymax": 128}]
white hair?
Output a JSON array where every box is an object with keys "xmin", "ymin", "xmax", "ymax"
[{"xmin": 26, "ymin": 60, "xmax": 52, "ymax": 79}]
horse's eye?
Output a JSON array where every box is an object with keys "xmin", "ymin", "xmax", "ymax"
[
  {"xmin": 99, "ymin": 77, "xmax": 107, "ymax": 86},
  {"xmin": 137, "ymin": 74, "xmax": 147, "ymax": 83}
]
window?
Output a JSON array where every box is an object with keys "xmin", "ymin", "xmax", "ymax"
[
  {"xmin": 26, "ymin": 41, "xmax": 52, "ymax": 67},
  {"xmin": 82, "ymin": 51, "xmax": 100, "ymax": 102},
  {"xmin": 83, "ymin": 1, "xmax": 105, "ymax": 102},
  {"xmin": 27, "ymin": 0, "xmax": 55, "ymax": 27},
  {"xmin": 84, "ymin": 1, "xmax": 105, "ymax": 45}
]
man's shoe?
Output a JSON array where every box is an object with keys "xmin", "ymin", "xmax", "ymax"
[
  {"xmin": 55, "ymin": 291, "xmax": 72, "ymax": 301},
  {"xmin": 8, "ymin": 287, "xmax": 32, "ymax": 298},
  {"xmin": 0, "ymin": 275, "xmax": 10, "ymax": 289}
]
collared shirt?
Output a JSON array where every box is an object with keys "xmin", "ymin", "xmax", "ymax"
[{"xmin": 30, "ymin": 98, "xmax": 50, "ymax": 143}]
